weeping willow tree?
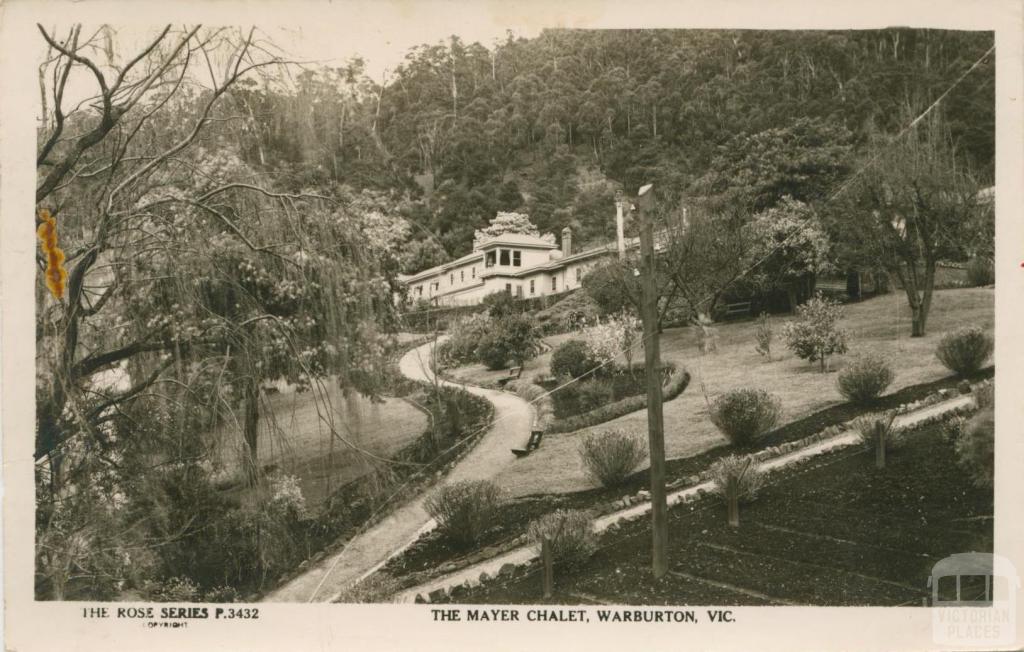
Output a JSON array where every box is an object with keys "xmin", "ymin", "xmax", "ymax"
[{"xmin": 33, "ymin": 24, "xmax": 407, "ymax": 599}]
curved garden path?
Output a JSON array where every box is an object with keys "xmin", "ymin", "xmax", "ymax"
[{"xmin": 263, "ymin": 338, "xmax": 533, "ymax": 603}]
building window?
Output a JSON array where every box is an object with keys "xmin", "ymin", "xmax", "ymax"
[
  {"xmin": 516, "ymin": 285, "xmax": 523, "ymax": 298},
  {"xmin": 529, "ymin": 279, "xmax": 535, "ymax": 295},
  {"xmin": 416, "ymin": 285, "xmax": 423, "ymax": 296},
  {"xmin": 500, "ymin": 249, "xmax": 511, "ymax": 266},
  {"xmin": 461, "ymin": 270, "xmax": 465, "ymax": 282},
  {"xmin": 512, "ymin": 250, "xmax": 521, "ymax": 267},
  {"xmin": 471, "ymin": 266, "xmax": 476, "ymax": 278},
  {"xmin": 450, "ymin": 273, "xmax": 454, "ymax": 285},
  {"xmin": 576, "ymin": 267, "xmax": 582, "ymax": 284},
  {"xmin": 486, "ymin": 251, "xmax": 496, "ymax": 267},
  {"xmin": 551, "ymin": 276, "xmax": 557, "ymax": 291},
  {"xmin": 505, "ymin": 283, "xmax": 512, "ymax": 294}
]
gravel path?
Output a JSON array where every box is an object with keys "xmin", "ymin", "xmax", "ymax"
[
  {"xmin": 393, "ymin": 393, "xmax": 975, "ymax": 603},
  {"xmin": 262, "ymin": 338, "xmax": 533, "ymax": 602}
]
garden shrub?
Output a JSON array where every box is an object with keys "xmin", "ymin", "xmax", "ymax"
[
  {"xmin": 754, "ymin": 312, "xmax": 773, "ymax": 361},
  {"xmin": 955, "ymin": 407, "xmax": 994, "ymax": 488},
  {"xmin": 424, "ymin": 480, "xmax": 505, "ymax": 549},
  {"xmin": 941, "ymin": 415, "xmax": 967, "ymax": 443},
  {"xmin": 966, "ymin": 257, "xmax": 995, "ymax": 287},
  {"xmin": 585, "ymin": 311, "xmax": 643, "ymax": 369},
  {"xmin": 936, "ymin": 327, "xmax": 993, "ymax": 377},
  {"xmin": 475, "ymin": 313, "xmax": 542, "ymax": 370},
  {"xmin": 202, "ymin": 585, "xmax": 239, "ymax": 603},
  {"xmin": 578, "ymin": 429, "xmax": 648, "ymax": 487},
  {"xmin": 781, "ymin": 292, "xmax": 849, "ymax": 372},
  {"xmin": 695, "ymin": 313, "xmax": 719, "ymax": 355},
  {"xmin": 527, "ymin": 509, "xmax": 597, "ymax": 570},
  {"xmin": 336, "ymin": 573, "xmax": 403, "ymax": 604},
  {"xmin": 576, "ymin": 378, "xmax": 615, "ymax": 413},
  {"xmin": 440, "ymin": 313, "xmax": 492, "ymax": 367},
  {"xmin": 836, "ymin": 354, "xmax": 894, "ymax": 405},
  {"xmin": 709, "ymin": 454, "xmax": 764, "ymax": 527},
  {"xmin": 551, "ymin": 339, "xmax": 599, "ymax": 380},
  {"xmin": 482, "ymin": 290, "xmax": 519, "ymax": 318},
  {"xmin": 851, "ymin": 411, "xmax": 899, "ymax": 468},
  {"xmin": 973, "ymin": 381, "xmax": 994, "ymax": 409},
  {"xmin": 708, "ymin": 388, "xmax": 782, "ymax": 446},
  {"xmin": 709, "ymin": 454, "xmax": 764, "ymax": 502},
  {"xmin": 147, "ymin": 576, "xmax": 201, "ymax": 602}
]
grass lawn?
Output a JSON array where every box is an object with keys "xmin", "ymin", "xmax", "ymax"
[
  {"xmin": 213, "ymin": 381, "xmax": 427, "ymax": 510},
  {"xmin": 451, "ymin": 418, "xmax": 993, "ymax": 606},
  {"xmin": 490, "ymin": 287, "xmax": 993, "ymax": 497}
]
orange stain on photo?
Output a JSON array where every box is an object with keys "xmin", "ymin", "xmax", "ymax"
[{"xmin": 37, "ymin": 208, "xmax": 67, "ymax": 300}]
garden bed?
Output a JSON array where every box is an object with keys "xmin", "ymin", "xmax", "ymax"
[
  {"xmin": 376, "ymin": 370, "xmax": 990, "ymax": 590},
  {"xmin": 443, "ymin": 416, "xmax": 992, "ymax": 605}
]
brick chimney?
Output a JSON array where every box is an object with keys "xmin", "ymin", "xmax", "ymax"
[{"xmin": 561, "ymin": 226, "xmax": 572, "ymax": 257}]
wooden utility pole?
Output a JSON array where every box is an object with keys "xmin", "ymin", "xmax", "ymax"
[
  {"xmin": 636, "ymin": 183, "xmax": 669, "ymax": 579},
  {"xmin": 542, "ymin": 538, "xmax": 553, "ymax": 599}
]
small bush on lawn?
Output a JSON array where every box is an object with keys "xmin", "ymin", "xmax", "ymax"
[
  {"xmin": 424, "ymin": 480, "xmax": 505, "ymax": 549},
  {"xmin": 754, "ymin": 312, "xmax": 773, "ymax": 361},
  {"xmin": 936, "ymin": 327, "xmax": 993, "ymax": 377},
  {"xmin": 709, "ymin": 388, "xmax": 782, "ymax": 446},
  {"xmin": 781, "ymin": 292, "xmax": 849, "ymax": 372},
  {"xmin": 551, "ymin": 340, "xmax": 600, "ymax": 380},
  {"xmin": 966, "ymin": 257, "xmax": 995, "ymax": 287},
  {"xmin": 527, "ymin": 509, "xmax": 597, "ymax": 570},
  {"xmin": 837, "ymin": 354, "xmax": 895, "ymax": 405},
  {"xmin": 578, "ymin": 429, "xmax": 648, "ymax": 487},
  {"xmin": 955, "ymin": 407, "xmax": 994, "ymax": 488}
]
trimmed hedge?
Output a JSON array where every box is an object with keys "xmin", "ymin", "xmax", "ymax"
[{"xmin": 547, "ymin": 367, "xmax": 691, "ymax": 434}]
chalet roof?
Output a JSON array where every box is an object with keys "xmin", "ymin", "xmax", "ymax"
[{"xmin": 475, "ymin": 233, "xmax": 558, "ymax": 250}]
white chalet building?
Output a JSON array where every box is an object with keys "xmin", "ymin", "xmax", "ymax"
[{"xmin": 400, "ymin": 226, "xmax": 619, "ymax": 306}]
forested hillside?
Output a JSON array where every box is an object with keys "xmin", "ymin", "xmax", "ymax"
[{"xmin": 229, "ymin": 28, "xmax": 994, "ymax": 262}]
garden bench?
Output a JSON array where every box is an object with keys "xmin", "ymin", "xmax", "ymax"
[
  {"xmin": 496, "ymin": 365, "xmax": 523, "ymax": 389},
  {"xmin": 511, "ymin": 428, "xmax": 545, "ymax": 458},
  {"xmin": 723, "ymin": 301, "xmax": 751, "ymax": 320}
]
